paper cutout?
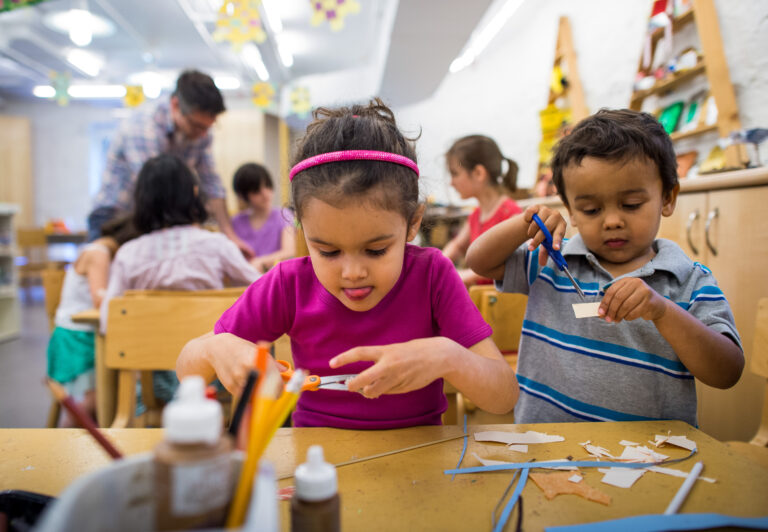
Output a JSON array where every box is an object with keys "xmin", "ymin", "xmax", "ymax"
[
  {"xmin": 619, "ymin": 440, "xmax": 639, "ymax": 447},
  {"xmin": 289, "ymin": 86, "xmax": 312, "ymax": 118},
  {"xmin": 580, "ymin": 441, "xmax": 616, "ymax": 459},
  {"xmin": 619, "ymin": 445, "xmax": 669, "ymax": 463},
  {"xmin": 509, "ymin": 444, "xmax": 528, "ymax": 453},
  {"xmin": 213, "ymin": 0, "xmax": 267, "ymax": 50},
  {"xmin": 599, "ymin": 467, "xmax": 646, "ymax": 488},
  {"xmin": 475, "ymin": 430, "xmax": 565, "ymax": 445},
  {"xmin": 573, "ymin": 302, "xmax": 601, "ymax": 318},
  {"xmin": 530, "ymin": 471, "xmax": 612, "ymax": 505},
  {"xmin": 647, "ymin": 465, "xmax": 715, "ymax": 483},
  {"xmin": 124, "ymin": 85, "xmax": 145, "ymax": 108},
  {"xmin": 252, "ymin": 81, "xmax": 276, "ymax": 110},
  {"xmin": 654, "ymin": 434, "xmax": 697, "ymax": 451},
  {"xmin": 472, "ymin": 453, "xmax": 511, "ymax": 467},
  {"xmin": 50, "ymin": 71, "xmax": 70, "ymax": 106},
  {"xmin": 309, "ymin": 0, "xmax": 361, "ymax": 32},
  {"xmin": 568, "ymin": 474, "xmax": 583, "ymax": 483}
]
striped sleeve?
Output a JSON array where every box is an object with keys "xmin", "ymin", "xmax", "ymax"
[{"xmin": 682, "ymin": 263, "xmax": 742, "ymax": 349}]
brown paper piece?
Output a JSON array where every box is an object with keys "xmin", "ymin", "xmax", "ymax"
[{"xmin": 529, "ymin": 471, "xmax": 612, "ymax": 505}]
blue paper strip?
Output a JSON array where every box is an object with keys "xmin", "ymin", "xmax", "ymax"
[
  {"xmin": 545, "ymin": 513, "xmax": 768, "ymax": 532},
  {"xmin": 451, "ymin": 414, "xmax": 469, "ymax": 481},
  {"xmin": 492, "ymin": 467, "xmax": 529, "ymax": 532}
]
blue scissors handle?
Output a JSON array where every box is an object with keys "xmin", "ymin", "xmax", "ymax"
[{"xmin": 531, "ymin": 213, "xmax": 567, "ymax": 271}]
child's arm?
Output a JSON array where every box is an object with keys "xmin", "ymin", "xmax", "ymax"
[
  {"xmin": 442, "ymin": 223, "xmax": 471, "ymax": 264},
  {"xmin": 466, "ymin": 205, "xmax": 567, "ymax": 280},
  {"xmin": 329, "ymin": 336, "xmax": 519, "ymax": 414},
  {"xmin": 599, "ymin": 278, "xmax": 744, "ymax": 388},
  {"xmin": 250, "ymin": 226, "xmax": 296, "ymax": 272},
  {"xmin": 82, "ymin": 247, "xmax": 112, "ymax": 308}
]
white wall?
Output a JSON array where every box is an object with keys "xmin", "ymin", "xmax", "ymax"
[{"xmin": 396, "ymin": 0, "xmax": 768, "ymax": 204}]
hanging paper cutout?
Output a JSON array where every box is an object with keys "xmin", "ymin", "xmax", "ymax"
[
  {"xmin": 213, "ymin": 0, "xmax": 267, "ymax": 50},
  {"xmin": 309, "ymin": 0, "xmax": 360, "ymax": 32},
  {"xmin": 0, "ymin": 0, "xmax": 47, "ymax": 12},
  {"xmin": 289, "ymin": 86, "xmax": 312, "ymax": 118},
  {"xmin": 49, "ymin": 71, "xmax": 70, "ymax": 106},
  {"xmin": 124, "ymin": 85, "xmax": 145, "ymax": 108},
  {"xmin": 251, "ymin": 81, "xmax": 276, "ymax": 110}
]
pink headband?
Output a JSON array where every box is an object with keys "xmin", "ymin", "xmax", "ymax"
[{"xmin": 289, "ymin": 150, "xmax": 420, "ymax": 181}]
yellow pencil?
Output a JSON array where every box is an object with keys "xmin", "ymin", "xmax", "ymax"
[
  {"xmin": 254, "ymin": 369, "xmax": 306, "ymax": 459},
  {"xmin": 227, "ymin": 369, "xmax": 281, "ymax": 528}
]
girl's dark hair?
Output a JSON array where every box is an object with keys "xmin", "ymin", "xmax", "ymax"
[
  {"xmin": 99, "ymin": 213, "xmax": 138, "ymax": 246},
  {"xmin": 233, "ymin": 163, "xmax": 274, "ymax": 201},
  {"xmin": 290, "ymin": 98, "xmax": 420, "ymax": 224},
  {"xmin": 133, "ymin": 154, "xmax": 208, "ymax": 234},
  {"xmin": 551, "ymin": 108, "xmax": 678, "ymax": 207},
  {"xmin": 446, "ymin": 135, "xmax": 518, "ymax": 193}
]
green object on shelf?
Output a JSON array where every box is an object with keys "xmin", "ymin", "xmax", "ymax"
[{"xmin": 658, "ymin": 101, "xmax": 685, "ymax": 134}]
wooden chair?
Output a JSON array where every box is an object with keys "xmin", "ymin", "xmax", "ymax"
[
  {"xmin": 41, "ymin": 268, "xmax": 67, "ymax": 427},
  {"xmin": 122, "ymin": 286, "xmax": 247, "ymax": 298},
  {"xmin": 104, "ymin": 295, "xmax": 239, "ymax": 428},
  {"xmin": 726, "ymin": 297, "xmax": 768, "ymax": 469}
]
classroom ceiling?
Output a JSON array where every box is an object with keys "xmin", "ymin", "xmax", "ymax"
[{"xmin": 0, "ymin": 0, "xmax": 494, "ymax": 111}]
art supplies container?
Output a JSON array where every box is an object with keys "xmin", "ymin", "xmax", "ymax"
[
  {"xmin": 154, "ymin": 375, "xmax": 233, "ymax": 530},
  {"xmin": 291, "ymin": 445, "xmax": 340, "ymax": 532}
]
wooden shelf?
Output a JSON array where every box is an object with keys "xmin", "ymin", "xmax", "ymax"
[
  {"xmin": 631, "ymin": 61, "xmax": 706, "ymax": 105},
  {"xmin": 650, "ymin": 9, "xmax": 695, "ymax": 45},
  {"xmin": 670, "ymin": 123, "xmax": 718, "ymax": 141}
]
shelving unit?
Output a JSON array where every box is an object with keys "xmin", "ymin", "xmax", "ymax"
[
  {"xmin": 0, "ymin": 203, "xmax": 20, "ymax": 342},
  {"xmin": 629, "ymin": 0, "xmax": 746, "ymax": 169}
]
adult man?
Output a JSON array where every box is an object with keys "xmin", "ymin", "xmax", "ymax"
[{"xmin": 86, "ymin": 69, "xmax": 254, "ymax": 257}]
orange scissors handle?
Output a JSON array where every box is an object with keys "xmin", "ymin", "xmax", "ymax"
[{"xmin": 275, "ymin": 360, "xmax": 322, "ymax": 391}]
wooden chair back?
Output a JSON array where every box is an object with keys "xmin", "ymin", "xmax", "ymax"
[
  {"xmin": 122, "ymin": 286, "xmax": 247, "ymax": 298},
  {"xmin": 104, "ymin": 295, "xmax": 238, "ymax": 428},
  {"xmin": 41, "ymin": 268, "xmax": 66, "ymax": 331},
  {"xmin": 469, "ymin": 285, "xmax": 527, "ymax": 357}
]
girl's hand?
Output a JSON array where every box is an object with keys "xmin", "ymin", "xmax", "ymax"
[
  {"xmin": 201, "ymin": 333, "xmax": 259, "ymax": 396},
  {"xmin": 599, "ymin": 277, "xmax": 670, "ymax": 323},
  {"xmin": 329, "ymin": 338, "xmax": 449, "ymax": 399},
  {"xmin": 522, "ymin": 205, "xmax": 567, "ymax": 267}
]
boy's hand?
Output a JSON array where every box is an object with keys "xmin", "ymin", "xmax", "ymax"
[
  {"xmin": 599, "ymin": 277, "xmax": 670, "ymax": 323},
  {"xmin": 329, "ymin": 338, "xmax": 447, "ymax": 398},
  {"xmin": 522, "ymin": 205, "xmax": 567, "ymax": 267}
]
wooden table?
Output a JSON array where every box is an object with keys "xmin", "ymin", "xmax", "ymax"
[
  {"xmin": 70, "ymin": 308, "xmax": 114, "ymax": 427},
  {"xmin": 2, "ymin": 421, "xmax": 766, "ymax": 531}
]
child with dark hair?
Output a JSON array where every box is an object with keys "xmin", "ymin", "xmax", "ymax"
[
  {"xmin": 442, "ymin": 134, "xmax": 521, "ymax": 286},
  {"xmin": 231, "ymin": 162, "xmax": 295, "ymax": 272},
  {"xmin": 100, "ymin": 154, "xmax": 261, "ymax": 403},
  {"xmin": 47, "ymin": 214, "xmax": 137, "ymax": 426},
  {"xmin": 178, "ymin": 98, "xmax": 518, "ymax": 429},
  {"xmin": 467, "ymin": 108, "xmax": 743, "ymax": 425}
]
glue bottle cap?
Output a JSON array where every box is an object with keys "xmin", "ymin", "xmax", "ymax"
[
  {"xmin": 162, "ymin": 375, "xmax": 222, "ymax": 444},
  {"xmin": 294, "ymin": 445, "xmax": 337, "ymax": 502}
]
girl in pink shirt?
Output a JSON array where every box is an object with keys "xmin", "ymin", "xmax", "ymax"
[
  {"xmin": 442, "ymin": 135, "xmax": 522, "ymax": 286},
  {"xmin": 177, "ymin": 100, "xmax": 518, "ymax": 429}
]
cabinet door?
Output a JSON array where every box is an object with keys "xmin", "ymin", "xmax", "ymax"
[
  {"xmin": 659, "ymin": 192, "xmax": 708, "ymax": 260},
  {"xmin": 697, "ymin": 186, "xmax": 768, "ymax": 441}
]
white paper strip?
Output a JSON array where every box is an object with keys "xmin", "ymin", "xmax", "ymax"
[
  {"xmin": 474, "ymin": 430, "xmax": 565, "ymax": 445},
  {"xmin": 655, "ymin": 434, "xmax": 697, "ymax": 451},
  {"xmin": 647, "ymin": 465, "xmax": 715, "ymax": 483},
  {"xmin": 572, "ymin": 302, "xmax": 601, "ymax": 318},
  {"xmin": 619, "ymin": 445, "xmax": 669, "ymax": 463},
  {"xmin": 508, "ymin": 444, "xmax": 528, "ymax": 453},
  {"xmin": 472, "ymin": 453, "xmax": 511, "ymax": 466},
  {"xmin": 599, "ymin": 467, "xmax": 646, "ymax": 488},
  {"xmin": 619, "ymin": 440, "xmax": 639, "ymax": 447}
]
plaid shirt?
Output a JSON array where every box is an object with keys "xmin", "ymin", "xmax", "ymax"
[{"xmin": 92, "ymin": 100, "xmax": 225, "ymax": 212}]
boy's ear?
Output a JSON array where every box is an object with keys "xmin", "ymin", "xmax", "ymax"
[
  {"xmin": 564, "ymin": 204, "xmax": 577, "ymax": 228},
  {"xmin": 406, "ymin": 204, "xmax": 426, "ymax": 242},
  {"xmin": 661, "ymin": 183, "xmax": 680, "ymax": 217}
]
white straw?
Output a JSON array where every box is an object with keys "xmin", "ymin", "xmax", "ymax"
[{"xmin": 664, "ymin": 461, "xmax": 704, "ymax": 515}]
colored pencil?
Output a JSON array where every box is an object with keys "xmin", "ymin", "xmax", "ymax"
[
  {"xmin": 227, "ymin": 369, "xmax": 259, "ymax": 437},
  {"xmin": 46, "ymin": 379, "xmax": 123, "ymax": 460}
]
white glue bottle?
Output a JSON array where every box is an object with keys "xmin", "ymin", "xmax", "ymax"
[
  {"xmin": 291, "ymin": 445, "xmax": 340, "ymax": 532},
  {"xmin": 154, "ymin": 375, "xmax": 232, "ymax": 530}
]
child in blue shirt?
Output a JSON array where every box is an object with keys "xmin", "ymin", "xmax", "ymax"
[{"xmin": 467, "ymin": 109, "xmax": 743, "ymax": 424}]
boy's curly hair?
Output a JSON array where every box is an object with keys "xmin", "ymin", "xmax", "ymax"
[{"xmin": 551, "ymin": 109, "xmax": 678, "ymax": 206}]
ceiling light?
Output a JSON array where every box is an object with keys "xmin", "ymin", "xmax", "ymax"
[
  {"xmin": 450, "ymin": 0, "xmax": 525, "ymax": 74},
  {"xmin": 66, "ymin": 48, "xmax": 103, "ymax": 77},
  {"xmin": 43, "ymin": 8, "xmax": 115, "ymax": 43},
  {"xmin": 33, "ymin": 86, "xmax": 56, "ymax": 98},
  {"xmin": 261, "ymin": 0, "xmax": 283, "ymax": 33},
  {"xmin": 33, "ymin": 84, "xmax": 126, "ymax": 99},
  {"xmin": 128, "ymin": 71, "xmax": 170, "ymax": 99},
  {"xmin": 67, "ymin": 9, "xmax": 93, "ymax": 46},
  {"xmin": 214, "ymin": 76, "xmax": 241, "ymax": 90},
  {"xmin": 241, "ymin": 43, "xmax": 270, "ymax": 81},
  {"xmin": 277, "ymin": 39, "xmax": 293, "ymax": 68}
]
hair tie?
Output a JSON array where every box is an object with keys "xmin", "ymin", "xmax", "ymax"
[{"xmin": 289, "ymin": 150, "xmax": 419, "ymax": 181}]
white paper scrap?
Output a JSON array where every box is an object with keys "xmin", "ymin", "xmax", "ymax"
[
  {"xmin": 474, "ymin": 430, "xmax": 565, "ymax": 445},
  {"xmin": 583, "ymin": 443, "xmax": 615, "ymax": 459},
  {"xmin": 619, "ymin": 440, "xmax": 639, "ymax": 447},
  {"xmin": 472, "ymin": 453, "xmax": 511, "ymax": 466},
  {"xmin": 599, "ymin": 467, "xmax": 646, "ymax": 488},
  {"xmin": 508, "ymin": 444, "xmax": 528, "ymax": 453},
  {"xmin": 646, "ymin": 465, "xmax": 716, "ymax": 483},
  {"xmin": 568, "ymin": 474, "xmax": 583, "ymax": 483},
  {"xmin": 619, "ymin": 445, "xmax": 669, "ymax": 463},
  {"xmin": 655, "ymin": 434, "xmax": 697, "ymax": 451},
  {"xmin": 573, "ymin": 302, "xmax": 601, "ymax": 318}
]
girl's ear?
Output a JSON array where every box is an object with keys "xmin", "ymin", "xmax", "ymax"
[
  {"xmin": 406, "ymin": 204, "xmax": 426, "ymax": 242},
  {"xmin": 471, "ymin": 164, "xmax": 488, "ymax": 183}
]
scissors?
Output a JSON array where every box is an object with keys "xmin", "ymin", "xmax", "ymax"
[
  {"xmin": 276, "ymin": 360, "xmax": 358, "ymax": 392},
  {"xmin": 532, "ymin": 213, "xmax": 586, "ymax": 300}
]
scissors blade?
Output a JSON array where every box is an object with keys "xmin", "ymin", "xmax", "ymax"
[
  {"xmin": 562, "ymin": 267, "xmax": 586, "ymax": 300},
  {"xmin": 318, "ymin": 374, "xmax": 358, "ymax": 391}
]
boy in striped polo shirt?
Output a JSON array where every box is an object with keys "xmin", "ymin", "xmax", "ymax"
[{"xmin": 466, "ymin": 109, "xmax": 743, "ymax": 424}]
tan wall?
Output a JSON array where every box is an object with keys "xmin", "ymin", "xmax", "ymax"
[{"xmin": 0, "ymin": 115, "xmax": 33, "ymax": 226}]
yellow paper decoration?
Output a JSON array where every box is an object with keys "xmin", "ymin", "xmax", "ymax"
[
  {"xmin": 538, "ymin": 103, "xmax": 572, "ymax": 164},
  {"xmin": 309, "ymin": 0, "xmax": 360, "ymax": 32},
  {"xmin": 49, "ymin": 71, "xmax": 70, "ymax": 106},
  {"xmin": 124, "ymin": 85, "xmax": 145, "ymax": 108},
  {"xmin": 213, "ymin": 0, "xmax": 266, "ymax": 50},
  {"xmin": 252, "ymin": 82, "xmax": 275, "ymax": 109},
  {"xmin": 290, "ymin": 86, "xmax": 312, "ymax": 118},
  {"xmin": 550, "ymin": 64, "xmax": 565, "ymax": 96}
]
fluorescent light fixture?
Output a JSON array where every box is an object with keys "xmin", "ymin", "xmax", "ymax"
[
  {"xmin": 241, "ymin": 43, "xmax": 270, "ymax": 81},
  {"xmin": 449, "ymin": 0, "xmax": 525, "ymax": 74},
  {"xmin": 214, "ymin": 76, "xmax": 241, "ymax": 90},
  {"xmin": 33, "ymin": 84, "xmax": 126, "ymax": 99},
  {"xmin": 276, "ymin": 38, "xmax": 293, "ymax": 68},
  {"xmin": 43, "ymin": 8, "xmax": 115, "ymax": 41},
  {"xmin": 128, "ymin": 71, "xmax": 169, "ymax": 99},
  {"xmin": 66, "ymin": 48, "xmax": 103, "ymax": 77},
  {"xmin": 68, "ymin": 9, "xmax": 93, "ymax": 46},
  {"xmin": 261, "ymin": 0, "xmax": 283, "ymax": 33}
]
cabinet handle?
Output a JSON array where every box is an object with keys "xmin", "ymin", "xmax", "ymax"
[
  {"xmin": 705, "ymin": 207, "xmax": 718, "ymax": 256},
  {"xmin": 686, "ymin": 209, "xmax": 699, "ymax": 256}
]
